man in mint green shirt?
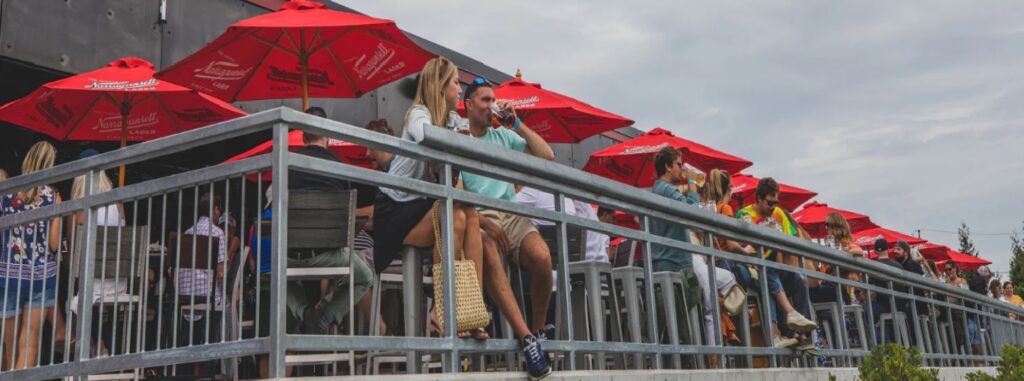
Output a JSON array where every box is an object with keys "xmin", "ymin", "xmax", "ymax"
[{"xmin": 459, "ymin": 78, "xmax": 555, "ymax": 339}]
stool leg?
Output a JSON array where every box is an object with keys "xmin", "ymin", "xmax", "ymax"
[
  {"xmin": 658, "ymin": 281, "xmax": 682, "ymax": 368},
  {"xmin": 585, "ymin": 268, "xmax": 607, "ymax": 370},
  {"xmin": 618, "ymin": 275, "xmax": 643, "ymax": 369},
  {"xmin": 604, "ymin": 272, "xmax": 625, "ymax": 369},
  {"xmin": 402, "ymin": 249, "xmax": 423, "ymax": 374},
  {"xmin": 739, "ymin": 300, "xmax": 752, "ymax": 367},
  {"xmin": 571, "ymin": 274, "xmax": 589, "ymax": 368}
]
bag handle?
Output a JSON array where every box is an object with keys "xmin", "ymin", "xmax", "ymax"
[{"xmin": 432, "ymin": 201, "xmax": 464, "ymax": 262}]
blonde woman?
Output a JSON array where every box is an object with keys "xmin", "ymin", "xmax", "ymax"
[
  {"xmin": 371, "ymin": 58, "xmax": 551, "ymax": 378},
  {"xmin": 812, "ymin": 212, "xmax": 866, "ymax": 304},
  {"xmin": 371, "ymin": 57, "xmax": 486, "ymax": 339},
  {"xmin": 0, "ymin": 141, "xmax": 63, "ymax": 370}
]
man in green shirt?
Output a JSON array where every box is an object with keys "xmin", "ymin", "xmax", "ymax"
[{"xmin": 459, "ymin": 78, "xmax": 556, "ymax": 342}]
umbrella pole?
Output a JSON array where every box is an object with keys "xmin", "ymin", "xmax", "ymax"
[
  {"xmin": 118, "ymin": 112, "xmax": 127, "ymax": 187},
  {"xmin": 300, "ymin": 54, "xmax": 309, "ymax": 112}
]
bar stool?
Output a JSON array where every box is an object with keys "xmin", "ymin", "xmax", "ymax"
[
  {"xmin": 842, "ymin": 304, "xmax": 869, "ymax": 352},
  {"xmin": 565, "ymin": 260, "xmax": 624, "ymax": 370},
  {"xmin": 878, "ymin": 312, "xmax": 911, "ymax": 347},
  {"xmin": 611, "ymin": 266, "xmax": 648, "ymax": 369},
  {"xmin": 366, "ymin": 246, "xmax": 432, "ymax": 374},
  {"xmin": 652, "ymin": 271, "xmax": 702, "ymax": 369},
  {"xmin": 812, "ymin": 302, "xmax": 847, "ymax": 366}
]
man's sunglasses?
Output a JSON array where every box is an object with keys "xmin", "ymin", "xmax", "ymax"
[{"xmin": 765, "ymin": 199, "xmax": 779, "ymax": 207}]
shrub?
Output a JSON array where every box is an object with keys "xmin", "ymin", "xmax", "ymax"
[
  {"xmin": 966, "ymin": 344, "xmax": 1024, "ymax": 381},
  {"xmin": 857, "ymin": 344, "xmax": 938, "ymax": 381}
]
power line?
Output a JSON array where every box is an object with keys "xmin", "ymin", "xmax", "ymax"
[{"xmin": 915, "ymin": 228, "xmax": 1014, "ymax": 237}]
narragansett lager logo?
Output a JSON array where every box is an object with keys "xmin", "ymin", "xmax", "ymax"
[
  {"xmin": 85, "ymin": 78, "xmax": 158, "ymax": 91},
  {"xmin": 351, "ymin": 43, "xmax": 396, "ymax": 81},
  {"xmin": 621, "ymin": 142, "xmax": 670, "ymax": 155},
  {"xmin": 92, "ymin": 112, "xmax": 160, "ymax": 134}
]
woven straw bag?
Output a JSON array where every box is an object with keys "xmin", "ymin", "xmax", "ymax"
[{"xmin": 430, "ymin": 202, "xmax": 490, "ymax": 332}]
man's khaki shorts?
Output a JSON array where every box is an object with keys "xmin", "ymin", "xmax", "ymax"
[{"xmin": 479, "ymin": 209, "xmax": 538, "ymax": 260}]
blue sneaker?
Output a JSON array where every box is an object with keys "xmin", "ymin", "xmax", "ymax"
[{"xmin": 521, "ymin": 335, "xmax": 552, "ymax": 380}]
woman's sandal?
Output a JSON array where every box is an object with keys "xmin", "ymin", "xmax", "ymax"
[
  {"xmin": 428, "ymin": 309, "xmax": 471, "ymax": 338},
  {"xmin": 469, "ymin": 327, "xmax": 489, "ymax": 341}
]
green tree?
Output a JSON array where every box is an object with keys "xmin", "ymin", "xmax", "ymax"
[
  {"xmin": 1011, "ymin": 222, "xmax": 1024, "ymax": 297},
  {"xmin": 960, "ymin": 221, "xmax": 979, "ymax": 257},
  {"xmin": 857, "ymin": 344, "xmax": 938, "ymax": 381},
  {"xmin": 966, "ymin": 344, "xmax": 1024, "ymax": 381}
]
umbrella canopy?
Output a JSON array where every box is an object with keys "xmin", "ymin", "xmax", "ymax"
[
  {"xmin": 852, "ymin": 227, "xmax": 926, "ymax": 249},
  {"xmin": 223, "ymin": 129, "xmax": 373, "ymax": 180},
  {"xmin": 583, "ymin": 127, "xmax": 753, "ymax": 188},
  {"xmin": 940, "ymin": 250, "xmax": 991, "ymax": 271},
  {"xmin": 156, "ymin": 0, "xmax": 434, "ymax": 111},
  {"xmin": 457, "ymin": 72, "xmax": 633, "ymax": 143},
  {"xmin": 914, "ymin": 242, "xmax": 953, "ymax": 261},
  {"xmin": 729, "ymin": 173, "xmax": 817, "ymax": 212},
  {"xmin": 791, "ymin": 201, "xmax": 878, "ymax": 238},
  {"xmin": 0, "ymin": 57, "xmax": 246, "ymax": 186},
  {"xmin": 613, "ymin": 210, "xmax": 640, "ymax": 230}
]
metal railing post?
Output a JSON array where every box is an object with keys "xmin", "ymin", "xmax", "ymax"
[
  {"xmin": 640, "ymin": 216, "xmax": 661, "ymax": 369},
  {"xmin": 438, "ymin": 164, "xmax": 459, "ymax": 373},
  {"xmin": 73, "ymin": 170, "xmax": 99, "ymax": 381},
  {"xmin": 554, "ymin": 193, "xmax": 576, "ymax": 370},
  {"xmin": 268, "ymin": 123, "xmax": 290, "ymax": 378}
]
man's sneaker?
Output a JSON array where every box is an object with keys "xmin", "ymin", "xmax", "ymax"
[
  {"xmin": 521, "ymin": 335, "xmax": 552, "ymax": 380},
  {"xmin": 785, "ymin": 312, "xmax": 818, "ymax": 333},
  {"xmin": 536, "ymin": 324, "xmax": 555, "ymax": 341},
  {"xmin": 795, "ymin": 337, "xmax": 819, "ymax": 356},
  {"xmin": 301, "ymin": 302, "xmax": 331, "ymax": 335},
  {"xmin": 772, "ymin": 336, "xmax": 799, "ymax": 349}
]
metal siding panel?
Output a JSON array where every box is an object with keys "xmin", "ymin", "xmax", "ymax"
[
  {"xmin": 0, "ymin": 0, "xmax": 160, "ymax": 73},
  {"xmin": 159, "ymin": 0, "xmax": 265, "ymax": 69}
]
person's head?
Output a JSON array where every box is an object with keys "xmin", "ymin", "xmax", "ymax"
[
  {"xmin": 700, "ymin": 169, "xmax": 732, "ymax": 204},
  {"xmin": 909, "ymin": 246, "xmax": 926, "ymax": 264},
  {"xmin": 302, "ymin": 107, "xmax": 329, "ymax": 145},
  {"xmin": 874, "ymin": 238, "xmax": 889, "ymax": 258},
  {"xmin": 946, "ymin": 262, "xmax": 961, "ymax": 278},
  {"xmin": 197, "ymin": 192, "xmax": 223, "ymax": 221},
  {"xmin": 754, "ymin": 177, "xmax": 780, "ymax": 215},
  {"xmin": 990, "ymin": 279, "xmax": 1003, "ymax": 298},
  {"xmin": 18, "ymin": 141, "xmax": 57, "ymax": 203},
  {"xmin": 1003, "ymin": 282, "xmax": 1016, "ymax": 297},
  {"xmin": 364, "ymin": 118, "xmax": 395, "ymax": 170},
  {"xmin": 0, "ymin": 168, "xmax": 7, "ymax": 181},
  {"xmin": 597, "ymin": 207, "xmax": 615, "ymax": 223},
  {"xmin": 409, "ymin": 57, "xmax": 461, "ymax": 127},
  {"xmin": 824, "ymin": 212, "xmax": 852, "ymax": 242},
  {"xmin": 653, "ymin": 147, "xmax": 683, "ymax": 183},
  {"xmin": 893, "ymin": 240, "xmax": 911, "ymax": 261},
  {"xmin": 71, "ymin": 170, "xmax": 114, "ymax": 199},
  {"xmin": 977, "ymin": 266, "xmax": 993, "ymax": 281},
  {"xmin": 463, "ymin": 78, "xmax": 495, "ymax": 129}
]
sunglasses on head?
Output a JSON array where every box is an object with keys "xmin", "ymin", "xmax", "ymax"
[{"xmin": 472, "ymin": 77, "xmax": 487, "ymax": 85}]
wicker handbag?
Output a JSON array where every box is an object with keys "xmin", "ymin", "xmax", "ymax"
[{"xmin": 430, "ymin": 202, "xmax": 491, "ymax": 332}]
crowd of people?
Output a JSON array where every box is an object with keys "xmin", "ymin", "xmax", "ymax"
[{"xmin": 0, "ymin": 56, "xmax": 1021, "ymax": 380}]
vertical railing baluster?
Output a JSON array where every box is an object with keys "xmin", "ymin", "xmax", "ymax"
[
  {"xmin": 554, "ymin": 193, "xmax": 575, "ymax": 370},
  {"xmin": 268, "ymin": 123, "xmax": 290, "ymax": 378},
  {"xmin": 640, "ymin": 216, "xmax": 661, "ymax": 369}
]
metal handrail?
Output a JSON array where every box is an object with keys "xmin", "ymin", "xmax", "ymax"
[{"xmin": 0, "ymin": 107, "xmax": 1018, "ymax": 380}]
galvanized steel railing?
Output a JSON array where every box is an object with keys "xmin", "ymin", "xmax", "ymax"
[{"xmin": 0, "ymin": 107, "xmax": 1019, "ymax": 380}]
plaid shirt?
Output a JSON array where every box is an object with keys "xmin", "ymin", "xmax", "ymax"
[{"xmin": 178, "ymin": 217, "xmax": 226, "ymax": 306}]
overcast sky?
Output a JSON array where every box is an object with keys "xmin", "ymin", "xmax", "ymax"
[{"xmin": 346, "ymin": 1, "xmax": 1024, "ymax": 273}]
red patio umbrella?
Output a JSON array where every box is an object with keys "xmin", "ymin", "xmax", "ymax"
[
  {"xmin": 222, "ymin": 129, "xmax": 373, "ymax": 180},
  {"xmin": 583, "ymin": 127, "xmax": 753, "ymax": 188},
  {"xmin": 791, "ymin": 201, "xmax": 878, "ymax": 238},
  {"xmin": 613, "ymin": 210, "xmax": 640, "ymax": 230},
  {"xmin": 914, "ymin": 242, "xmax": 953, "ymax": 261},
  {"xmin": 156, "ymin": 0, "xmax": 434, "ymax": 111},
  {"xmin": 729, "ymin": 173, "xmax": 817, "ymax": 212},
  {"xmin": 852, "ymin": 227, "xmax": 926, "ymax": 249},
  {"xmin": 457, "ymin": 71, "xmax": 634, "ymax": 143},
  {"xmin": 940, "ymin": 250, "xmax": 991, "ymax": 271},
  {"xmin": 0, "ymin": 57, "xmax": 246, "ymax": 186}
]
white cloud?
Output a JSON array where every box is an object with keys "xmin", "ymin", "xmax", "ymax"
[{"xmin": 345, "ymin": 0, "xmax": 1024, "ymax": 272}]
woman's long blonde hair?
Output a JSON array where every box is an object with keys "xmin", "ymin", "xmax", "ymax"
[
  {"xmin": 71, "ymin": 170, "xmax": 114, "ymax": 199},
  {"xmin": 700, "ymin": 169, "xmax": 732, "ymax": 204},
  {"xmin": 825, "ymin": 212, "xmax": 853, "ymax": 243},
  {"xmin": 17, "ymin": 141, "xmax": 57, "ymax": 204},
  {"xmin": 406, "ymin": 57, "xmax": 459, "ymax": 128}
]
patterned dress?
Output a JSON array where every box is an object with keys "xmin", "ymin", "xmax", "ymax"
[{"xmin": 0, "ymin": 186, "xmax": 59, "ymax": 290}]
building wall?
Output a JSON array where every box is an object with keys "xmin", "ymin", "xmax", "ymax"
[{"xmin": 0, "ymin": 0, "xmax": 638, "ymax": 173}]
